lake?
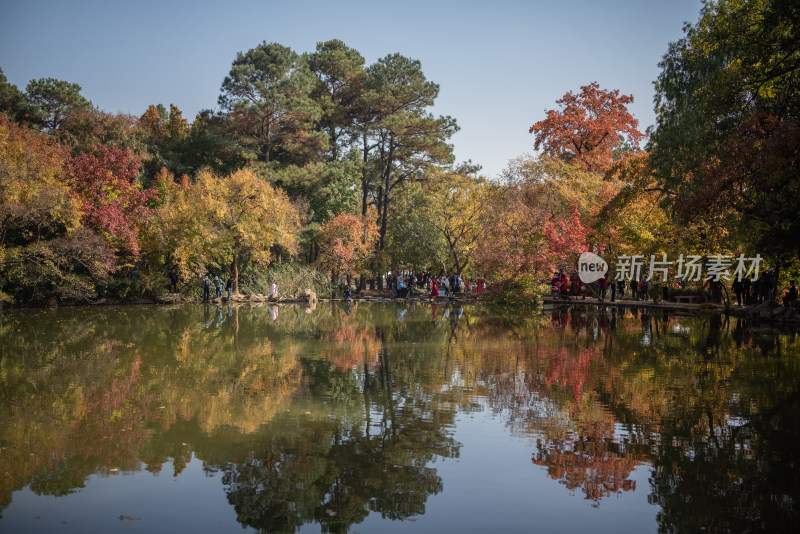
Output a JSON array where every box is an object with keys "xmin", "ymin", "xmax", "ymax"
[{"xmin": 1, "ymin": 302, "xmax": 798, "ymax": 533}]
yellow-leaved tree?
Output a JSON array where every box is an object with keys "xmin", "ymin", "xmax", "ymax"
[
  {"xmin": 150, "ymin": 168, "xmax": 301, "ymax": 292},
  {"xmin": 424, "ymin": 173, "xmax": 488, "ymax": 276}
]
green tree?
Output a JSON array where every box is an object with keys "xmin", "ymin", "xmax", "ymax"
[
  {"xmin": 361, "ymin": 54, "xmax": 458, "ymax": 251},
  {"xmin": 180, "ymin": 109, "xmax": 246, "ymax": 176},
  {"xmin": 0, "ymin": 67, "xmax": 37, "ymax": 126},
  {"xmin": 385, "ymin": 183, "xmax": 448, "ymax": 273},
  {"xmin": 219, "ymin": 42, "xmax": 325, "ymax": 165},
  {"xmin": 25, "ymin": 77, "xmax": 92, "ymax": 133},
  {"xmin": 306, "ymin": 39, "xmax": 366, "ymax": 161}
]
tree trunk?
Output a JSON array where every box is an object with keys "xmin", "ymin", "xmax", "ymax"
[
  {"xmin": 231, "ymin": 252, "xmax": 239, "ymax": 294},
  {"xmin": 361, "ymin": 132, "xmax": 370, "ymax": 216}
]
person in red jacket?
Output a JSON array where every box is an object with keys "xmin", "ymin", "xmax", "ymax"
[{"xmin": 551, "ymin": 272, "xmax": 560, "ymax": 295}]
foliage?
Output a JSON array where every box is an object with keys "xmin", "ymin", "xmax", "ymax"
[
  {"xmin": 55, "ymin": 108, "xmax": 141, "ymax": 156},
  {"xmin": 0, "ymin": 68, "xmax": 38, "ymax": 126},
  {"xmin": 66, "ymin": 144, "xmax": 156, "ymax": 257},
  {"xmin": 385, "ymin": 182, "xmax": 448, "ymax": 272},
  {"xmin": 238, "ymin": 262, "xmax": 335, "ymax": 298},
  {"xmin": 474, "ymin": 156, "xmax": 591, "ymax": 281},
  {"xmin": 219, "ymin": 42, "xmax": 325, "ymax": 164},
  {"xmin": 422, "ymin": 172, "xmax": 487, "ymax": 275},
  {"xmin": 530, "ymin": 82, "xmax": 644, "ymax": 172},
  {"xmin": 159, "ymin": 170, "xmax": 300, "ymax": 289},
  {"xmin": 306, "ymin": 39, "xmax": 366, "ymax": 161},
  {"xmin": 362, "ymin": 54, "xmax": 459, "ymax": 250},
  {"xmin": 484, "ymin": 274, "xmax": 548, "ymax": 324},
  {"xmin": 650, "ymin": 0, "xmax": 800, "ymax": 261},
  {"xmin": 138, "ymin": 103, "xmax": 191, "ymax": 179},
  {"xmin": 316, "ymin": 211, "xmax": 379, "ymax": 278},
  {"xmin": 0, "ymin": 115, "xmax": 113, "ymax": 304},
  {"xmin": 25, "ymin": 77, "xmax": 92, "ymax": 132}
]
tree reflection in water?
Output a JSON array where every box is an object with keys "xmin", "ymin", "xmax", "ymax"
[{"xmin": 0, "ymin": 303, "xmax": 798, "ymax": 532}]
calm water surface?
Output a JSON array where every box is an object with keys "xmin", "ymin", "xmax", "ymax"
[{"xmin": 1, "ymin": 302, "xmax": 798, "ymax": 533}]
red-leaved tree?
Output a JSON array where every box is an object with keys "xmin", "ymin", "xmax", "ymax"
[
  {"xmin": 67, "ymin": 145, "xmax": 156, "ymax": 256},
  {"xmin": 530, "ymin": 82, "xmax": 644, "ymax": 172}
]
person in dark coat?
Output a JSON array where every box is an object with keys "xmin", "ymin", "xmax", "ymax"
[
  {"xmin": 202, "ymin": 275, "xmax": 211, "ymax": 302},
  {"xmin": 168, "ymin": 268, "xmax": 179, "ymax": 292}
]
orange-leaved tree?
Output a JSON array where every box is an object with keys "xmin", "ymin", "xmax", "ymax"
[
  {"xmin": 529, "ymin": 82, "xmax": 644, "ymax": 172},
  {"xmin": 316, "ymin": 211, "xmax": 379, "ymax": 283}
]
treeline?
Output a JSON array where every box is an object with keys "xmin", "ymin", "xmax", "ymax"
[
  {"xmin": 1, "ymin": 0, "xmax": 798, "ymax": 306},
  {"xmin": 0, "ymin": 39, "xmax": 466, "ymax": 305}
]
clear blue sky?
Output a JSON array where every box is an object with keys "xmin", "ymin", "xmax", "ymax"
[{"xmin": 0, "ymin": 0, "xmax": 702, "ymax": 178}]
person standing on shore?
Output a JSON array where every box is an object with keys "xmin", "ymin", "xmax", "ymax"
[
  {"xmin": 202, "ymin": 275, "xmax": 211, "ymax": 302},
  {"xmin": 785, "ymin": 281, "xmax": 798, "ymax": 307},
  {"xmin": 226, "ymin": 276, "xmax": 233, "ymax": 301},
  {"xmin": 598, "ymin": 273, "xmax": 607, "ymax": 302},
  {"xmin": 732, "ymin": 277, "xmax": 744, "ymax": 306},
  {"xmin": 169, "ymin": 268, "xmax": 179, "ymax": 293}
]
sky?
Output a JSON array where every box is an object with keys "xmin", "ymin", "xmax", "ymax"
[{"xmin": 0, "ymin": 0, "xmax": 703, "ymax": 179}]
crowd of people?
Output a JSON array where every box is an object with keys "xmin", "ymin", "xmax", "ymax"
[
  {"xmin": 387, "ymin": 271, "xmax": 484, "ymax": 299},
  {"xmin": 550, "ymin": 267, "xmax": 799, "ymax": 307}
]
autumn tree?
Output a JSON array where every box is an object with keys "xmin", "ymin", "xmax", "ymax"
[
  {"xmin": 191, "ymin": 168, "xmax": 301, "ymax": 292},
  {"xmin": 530, "ymin": 82, "xmax": 644, "ymax": 172},
  {"xmin": 474, "ymin": 156, "xmax": 591, "ymax": 281},
  {"xmin": 316, "ymin": 211, "xmax": 379, "ymax": 283},
  {"xmin": 650, "ymin": 0, "xmax": 800, "ymax": 263},
  {"xmin": 138, "ymin": 103, "xmax": 191, "ymax": 179},
  {"xmin": 219, "ymin": 42, "xmax": 325, "ymax": 165},
  {"xmin": 67, "ymin": 145, "xmax": 156, "ymax": 257},
  {"xmin": 55, "ymin": 108, "xmax": 141, "ymax": 156},
  {"xmin": 424, "ymin": 172, "xmax": 487, "ymax": 275},
  {"xmin": 0, "ymin": 115, "xmax": 114, "ymax": 304}
]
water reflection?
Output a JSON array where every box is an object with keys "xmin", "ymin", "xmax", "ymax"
[{"xmin": 0, "ymin": 303, "xmax": 799, "ymax": 532}]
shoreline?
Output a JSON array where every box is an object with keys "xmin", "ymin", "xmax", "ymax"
[{"xmin": 7, "ymin": 291, "xmax": 799, "ymax": 326}]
